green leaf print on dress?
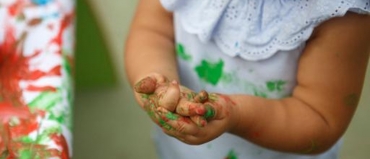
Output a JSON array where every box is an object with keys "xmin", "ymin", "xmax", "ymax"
[
  {"xmin": 195, "ymin": 59, "xmax": 224, "ymax": 85},
  {"xmin": 224, "ymin": 149, "xmax": 238, "ymax": 159},
  {"xmin": 176, "ymin": 43, "xmax": 192, "ymax": 61},
  {"xmin": 266, "ymin": 80, "xmax": 286, "ymax": 92}
]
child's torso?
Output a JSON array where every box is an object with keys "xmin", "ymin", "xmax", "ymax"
[{"xmin": 153, "ymin": 14, "xmax": 342, "ymax": 159}]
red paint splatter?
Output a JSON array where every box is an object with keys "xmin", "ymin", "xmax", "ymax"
[
  {"xmin": 24, "ymin": 65, "xmax": 62, "ymax": 80},
  {"xmin": 26, "ymin": 85, "xmax": 57, "ymax": 92},
  {"xmin": 50, "ymin": 134, "xmax": 70, "ymax": 159},
  {"xmin": 8, "ymin": 0, "xmax": 25, "ymax": 16},
  {"xmin": 49, "ymin": 12, "xmax": 74, "ymax": 55}
]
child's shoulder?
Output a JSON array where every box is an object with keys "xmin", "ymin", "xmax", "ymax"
[{"xmin": 160, "ymin": 0, "xmax": 370, "ymax": 61}]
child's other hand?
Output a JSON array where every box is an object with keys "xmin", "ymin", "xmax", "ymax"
[{"xmin": 156, "ymin": 93, "xmax": 240, "ymax": 145}]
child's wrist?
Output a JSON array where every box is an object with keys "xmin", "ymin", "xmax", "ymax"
[{"xmin": 226, "ymin": 95, "xmax": 253, "ymax": 137}]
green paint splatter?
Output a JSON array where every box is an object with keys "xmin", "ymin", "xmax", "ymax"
[
  {"xmin": 141, "ymin": 94, "xmax": 150, "ymax": 99},
  {"xmin": 176, "ymin": 43, "xmax": 192, "ymax": 61},
  {"xmin": 166, "ymin": 112, "xmax": 178, "ymax": 120},
  {"xmin": 253, "ymin": 89, "xmax": 268, "ymax": 98},
  {"xmin": 203, "ymin": 104, "xmax": 215, "ymax": 119},
  {"xmin": 266, "ymin": 80, "xmax": 286, "ymax": 92},
  {"xmin": 195, "ymin": 59, "xmax": 224, "ymax": 85},
  {"xmin": 20, "ymin": 136, "xmax": 34, "ymax": 143},
  {"xmin": 344, "ymin": 93, "xmax": 359, "ymax": 107},
  {"xmin": 19, "ymin": 150, "xmax": 33, "ymax": 159},
  {"xmin": 28, "ymin": 91, "xmax": 62, "ymax": 111},
  {"xmin": 220, "ymin": 72, "xmax": 233, "ymax": 84},
  {"xmin": 225, "ymin": 149, "xmax": 238, "ymax": 159},
  {"xmin": 35, "ymin": 127, "xmax": 61, "ymax": 144},
  {"xmin": 48, "ymin": 113, "xmax": 65, "ymax": 124}
]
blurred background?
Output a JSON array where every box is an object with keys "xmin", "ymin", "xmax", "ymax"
[{"xmin": 73, "ymin": 0, "xmax": 370, "ymax": 158}]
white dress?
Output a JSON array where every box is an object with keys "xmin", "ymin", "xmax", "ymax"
[{"xmin": 153, "ymin": 0, "xmax": 370, "ymax": 158}]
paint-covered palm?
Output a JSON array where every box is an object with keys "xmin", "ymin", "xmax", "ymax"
[
  {"xmin": 155, "ymin": 92, "xmax": 239, "ymax": 145},
  {"xmin": 134, "ymin": 74, "xmax": 239, "ymax": 145},
  {"xmin": 134, "ymin": 73, "xmax": 210, "ymax": 128}
]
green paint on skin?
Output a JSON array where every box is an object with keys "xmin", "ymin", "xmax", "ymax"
[
  {"xmin": 186, "ymin": 93, "xmax": 194, "ymax": 101},
  {"xmin": 166, "ymin": 112, "xmax": 178, "ymax": 120},
  {"xmin": 203, "ymin": 104, "xmax": 215, "ymax": 119},
  {"xmin": 225, "ymin": 149, "xmax": 238, "ymax": 159},
  {"xmin": 159, "ymin": 118, "xmax": 172, "ymax": 130},
  {"xmin": 344, "ymin": 93, "xmax": 359, "ymax": 107},
  {"xmin": 300, "ymin": 140, "xmax": 318, "ymax": 154},
  {"xmin": 176, "ymin": 43, "xmax": 192, "ymax": 61},
  {"xmin": 141, "ymin": 94, "xmax": 150, "ymax": 99},
  {"xmin": 195, "ymin": 59, "xmax": 224, "ymax": 85},
  {"xmin": 208, "ymin": 93, "xmax": 218, "ymax": 102},
  {"xmin": 266, "ymin": 80, "xmax": 286, "ymax": 92},
  {"xmin": 147, "ymin": 110, "xmax": 156, "ymax": 118}
]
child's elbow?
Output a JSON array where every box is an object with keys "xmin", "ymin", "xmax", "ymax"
[{"xmin": 299, "ymin": 134, "xmax": 342, "ymax": 155}]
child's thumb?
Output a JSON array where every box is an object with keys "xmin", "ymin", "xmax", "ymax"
[
  {"xmin": 134, "ymin": 76, "xmax": 157, "ymax": 94},
  {"xmin": 159, "ymin": 80, "xmax": 180, "ymax": 112}
]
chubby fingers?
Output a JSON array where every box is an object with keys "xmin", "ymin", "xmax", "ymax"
[
  {"xmin": 158, "ymin": 80, "xmax": 181, "ymax": 112},
  {"xmin": 193, "ymin": 90, "xmax": 208, "ymax": 103},
  {"xmin": 156, "ymin": 107, "xmax": 200, "ymax": 136},
  {"xmin": 174, "ymin": 98, "xmax": 209, "ymax": 127},
  {"xmin": 175, "ymin": 98, "xmax": 206, "ymax": 116}
]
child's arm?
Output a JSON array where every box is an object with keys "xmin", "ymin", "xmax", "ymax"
[
  {"xmin": 124, "ymin": 0, "xmax": 177, "ymax": 86},
  {"xmin": 231, "ymin": 13, "xmax": 370, "ymax": 154},
  {"xmin": 159, "ymin": 13, "xmax": 370, "ymax": 154},
  {"xmin": 125, "ymin": 0, "xmax": 209, "ymax": 129},
  {"xmin": 124, "ymin": 0, "xmax": 182, "ymax": 127}
]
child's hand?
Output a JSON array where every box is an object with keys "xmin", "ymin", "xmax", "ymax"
[
  {"xmin": 134, "ymin": 73, "xmax": 179, "ymax": 112},
  {"xmin": 156, "ymin": 93, "xmax": 240, "ymax": 145},
  {"xmin": 133, "ymin": 73, "xmax": 208, "ymax": 129}
]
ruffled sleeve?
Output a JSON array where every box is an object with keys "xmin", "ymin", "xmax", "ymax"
[{"xmin": 160, "ymin": 0, "xmax": 370, "ymax": 61}]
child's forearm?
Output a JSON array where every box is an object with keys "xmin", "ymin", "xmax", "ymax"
[
  {"xmin": 228, "ymin": 94, "xmax": 339, "ymax": 154},
  {"xmin": 124, "ymin": 0, "xmax": 178, "ymax": 87}
]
